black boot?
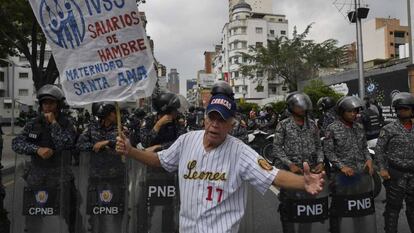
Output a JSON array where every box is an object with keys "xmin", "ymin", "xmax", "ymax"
[{"xmin": 384, "ymin": 210, "xmax": 400, "ymax": 233}]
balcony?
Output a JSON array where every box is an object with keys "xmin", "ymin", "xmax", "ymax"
[{"xmin": 228, "ymin": 20, "xmax": 247, "ymax": 29}]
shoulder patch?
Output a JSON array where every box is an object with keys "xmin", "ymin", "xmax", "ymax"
[{"xmin": 258, "ymin": 158, "xmax": 273, "ymax": 171}]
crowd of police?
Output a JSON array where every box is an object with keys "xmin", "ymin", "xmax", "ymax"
[{"xmin": 0, "ymin": 80, "xmax": 413, "ymax": 233}]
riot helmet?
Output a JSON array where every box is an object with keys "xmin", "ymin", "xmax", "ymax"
[
  {"xmin": 287, "ymin": 93, "xmax": 313, "ymax": 112},
  {"xmin": 152, "ymin": 92, "xmax": 181, "ymax": 114},
  {"xmin": 93, "ymin": 102, "xmax": 116, "ymax": 119},
  {"xmin": 37, "ymin": 84, "xmax": 66, "ymax": 108},
  {"xmin": 133, "ymin": 108, "xmax": 146, "ymax": 119},
  {"xmin": 391, "ymin": 92, "xmax": 414, "ymax": 109},
  {"xmin": 317, "ymin": 97, "xmax": 335, "ymax": 111},
  {"xmin": 336, "ymin": 96, "xmax": 363, "ymax": 115},
  {"xmin": 211, "ymin": 81, "xmax": 234, "ymax": 100}
]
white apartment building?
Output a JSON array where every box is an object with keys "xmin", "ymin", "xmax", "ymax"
[
  {"xmin": 0, "ymin": 50, "xmax": 52, "ymax": 123},
  {"xmin": 213, "ymin": 0, "xmax": 288, "ymax": 101},
  {"xmin": 228, "ymin": 0, "xmax": 273, "ymax": 15}
]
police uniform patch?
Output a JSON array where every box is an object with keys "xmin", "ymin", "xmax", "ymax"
[{"xmin": 258, "ymin": 158, "xmax": 273, "ymax": 171}]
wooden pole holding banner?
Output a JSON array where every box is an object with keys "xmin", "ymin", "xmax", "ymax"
[
  {"xmin": 115, "ymin": 102, "xmax": 125, "ymax": 161},
  {"xmin": 115, "ymin": 102, "xmax": 122, "ymax": 136}
]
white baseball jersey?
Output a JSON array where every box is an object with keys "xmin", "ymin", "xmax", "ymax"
[{"xmin": 157, "ymin": 130, "xmax": 279, "ymax": 233}]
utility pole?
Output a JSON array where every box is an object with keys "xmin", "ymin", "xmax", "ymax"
[
  {"xmin": 355, "ymin": 0, "xmax": 365, "ymax": 99},
  {"xmin": 407, "ymin": 0, "xmax": 414, "ymax": 94}
]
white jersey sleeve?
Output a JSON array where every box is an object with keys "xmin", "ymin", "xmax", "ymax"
[
  {"xmin": 157, "ymin": 135, "xmax": 183, "ymax": 172},
  {"xmin": 238, "ymin": 143, "xmax": 279, "ymax": 195}
]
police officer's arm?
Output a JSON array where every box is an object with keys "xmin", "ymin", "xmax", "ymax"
[
  {"xmin": 323, "ymin": 127, "xmax": 346, "ymax": 170},
  {"xmin": 50, "ymin": 121, "xmax": 77, "ymax": 150},
  {"xmin": 374, "ymin": 128, "xmax": 390, "ymax": 171},
  {"xmin": 272, "ymin": 122, "xmax": 292, "ymax": 166},
  {"xmin": 313, "ymin": 126, "xmax": 324, "ymax": 164},
  {"xmin": 11, "ymin": 120, "xmax": 39, "ymax": 155},
  {"xmin": 76, "ymin": 126, "xmax": 94, "ymax": 152},
  {"xmin": 140, "ymin": 127, "xmax": 158, "ymax": 148}
]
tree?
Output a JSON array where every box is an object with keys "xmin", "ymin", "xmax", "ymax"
[
  {"xmin": 239, "ymin": 24, "xmax": 343, "ymax": 92},
  {"xmin": 0, "ymin": 0, "xmax": 59, "ymax": 91},
  {"xmin": 303, "ymin": 79, "xmax": 343, "ymax": 116}
]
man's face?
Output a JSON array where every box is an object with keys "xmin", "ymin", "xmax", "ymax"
[
  {"xmin": 41, "ymin": 99, "xmax": 58, "ymax": 114},
  {"xmin": 396, "ymin": 106, "xmax": 413, "ymax": 119},
  {"xmin": 105, "ymin": 111, "xmax": 117, "ymax": 124},
  {"xmin": 204, "ymin": 111, "xmax": 234, "ymax": 146},
  {"xmin": 342, "ymin": 109, "xmax": 358, "ymax": 122},
  {"xmin": 292, "ymin": 105, "xmax": 306, "ymax": 117}
]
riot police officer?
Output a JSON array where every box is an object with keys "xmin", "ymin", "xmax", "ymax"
[
  {"xmin": 375, "ymin": 92, "xmax": 414, "ymax": 233},
  {"xmin": 317, "ymin": 96, "xmax": 336, "ymax": 136},
  {"xmin": 139, "ymin": 92, "xmax": 185, "ymax": 232},
  {"xmin": 273, "ymin": 93, "xmax": 327, "ymax": 233},
  {"xmin": 260, "ymin": 103, "xmax": 279, "ymax": 133},
  {"xmin": 128, "ymin": 108, "xmax": 146, "ymax": 148},
  {"xmin": 11, "ymin": 84, "xmax": 78, "ymax": 233},
  {"xmin": 76, "ymin": 102, "xmax": 127, "ymax": 233},
  {"xmin": 324, "ymin": 96, "xmax": 376, "ymax": 233}
]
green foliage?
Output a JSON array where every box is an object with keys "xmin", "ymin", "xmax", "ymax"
[
  {"xmin": 303, "ymin": 79, "xmax": 343, "ymax": 115},
  {"xmin": 239, "ymin": 24, "xmax": 343, "ymax": 92},
  {"xmin": 237, "ymin": 102, "xmax": 259, "ymax": 114},
  {"xmin": 0, "ymin": 0, "xmax": 59, "ymax": 90},
  {"xmin": 271, "ymin": 101, "xmax": 287, "ymax": 114}
]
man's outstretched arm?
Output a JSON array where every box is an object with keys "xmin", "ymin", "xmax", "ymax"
[
  {"xmin": 273, "ymin": 162, "xmax": 325, "ymax": 195},
  {"xmin": 116, "ymin": 134, "xmax": 162, "ymax": 167}
]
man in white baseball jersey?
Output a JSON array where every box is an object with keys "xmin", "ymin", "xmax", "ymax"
[{"xmin": 116, "ymin": 94, "xmax": 325, "ymax": 233}]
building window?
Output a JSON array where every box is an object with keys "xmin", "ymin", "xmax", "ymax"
[
  {"xmin": 390, "ymin": 42, "xmax": 394, "ymax": 46},
  {"xmin": 241, "ymin": 28, "xmax": 246, "ymax": 34},
  {"xmin": 234, "ymin": 71, "xmax": 239, "ymax": 78},
  {"xmin": 256, "ymin": 70, "xmax": 264, "ymax": 77},
  {"xmin": 270, "ymin": 30, "xmax": 275, "ymax": 35},
  {"xmin": 235, "ymin": 15, "xmax": 240, "ymax": 20},
  {"xmin": 256, "ymin": 42, "xmax": 263, "ymax": 48},
  {"xmin": 256, "ymin": 27, "xmax": 263, "ymax": 34},
  {"xmin": 256, "ymin": 85, "xmax": 264, "ymax": 92},
  {"xmin": 0, "ymin": 90, "xmax": 5, "ymax": 97},
  {"xmin": 0, "ymin": 72, "xmax": 4, "ymax": 82},
  {"xmin": 281, "ymin": 30, "xmax": 287, "ymax": 35},
  {"xmin": 241, "ymin": 41, "xmax": 247, "ymax": 49},
  {"xmin": 243, "ymin": 57, "xmax": 248, "ymax": 63},
  {"xmin": 234, "ymin": 57, "xmax": 239, "ymax": 64},
  {"xmin": 19, "ymin": 72, "xmax": 29, "ymax": 79},
  {"xmin": 390, "ymin": 32, "xmax": 393, "ymax": 35},
  {"xmin": 394, "ymin": 31, "xmax": 405, "ymax": 38},
  {"xmin": 278, "ymin": 18, "xmax": 283, "ymax": 22},
  {"xmin": 391, "ymin": 54, "xmax": 395, "ymax": 58},
  {"xmin": 4, "ymin": 103, "xmax": 11, "ymax": 109},
  {"xmin": 19, "ymin": 89, "xmax": 29, "ymax": 96}
]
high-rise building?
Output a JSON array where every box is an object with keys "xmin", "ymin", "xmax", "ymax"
[
  {"xmin": 362, "ymin": 18, "xmax": 409, "ymax": 61},
  {"xmin": 204, "ymin": 51, "xmax": 217, "ymax": 74},
  {"xmin": 213, "ymin": 0, "xmax": 288, "ymax": 100},
  {"xmin": 340, "ymin": 42, "xmax": 357, "ymax": 66},
  {"xmin": 167, "ymin": 68, "xmax": 180, "ymax": 94},
  {"xmin": 228, "ymin": 0, "xmax": 273, "ymax": 15}
]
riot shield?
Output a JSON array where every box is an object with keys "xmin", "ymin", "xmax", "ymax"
[
  {"xmin": 77, "ymin": 150, "xmax": 129, "ymax": 233},
  {"xmin": 279, "ymin": 177, "xmax": 330, "ymax": 233},
  {"xmin": 10, "ymin": 150, "xmax": 79, "ymax": 233},
  {"xmin": 128, "ymin": 144, "xmax": 179, "ymax": 233},
  {"xmin": 330, "ymin": 172, "xmax": 377, "ymax": 233}
]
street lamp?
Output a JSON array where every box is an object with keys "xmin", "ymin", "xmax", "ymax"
[
  {"xmin": 0, "ymin": 58, "xmax": 16, "ymax": 135},
  {"xmin": 347, "ymin": 0, "xmax": 369, "ymax": 99}
]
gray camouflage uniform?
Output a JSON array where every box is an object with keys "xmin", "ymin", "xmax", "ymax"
[
  {"xmin": 273, "ymin": 116, "xmax": 325, "ymax": 233},
  {"xmin": 375, "ymin": 120, "xmax": 414, "ymax": 233},
  {"xmin": 76, "ymin": 121, "xmax": 124, "ymax": 178},
  {"xmin": 273, "ymin": 116, "xmax": 324, "ymax": 169},
  {"xmin": 323, "ymin": 120, "xmax": 372, "ymax": 172}
]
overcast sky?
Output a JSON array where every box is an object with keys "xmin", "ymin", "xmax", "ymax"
[{"xmin": 140, "ymin": 0, "xmax": 408, "ymax": 96}]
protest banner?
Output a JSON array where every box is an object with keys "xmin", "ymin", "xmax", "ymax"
[{"xmin": 28, "ymin": 0, "xmax": 157, "ymax": 105}]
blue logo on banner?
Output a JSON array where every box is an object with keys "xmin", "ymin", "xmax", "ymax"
[{"xmin": 39, "ymin": 0, "xmax": 86, "ymax": 49}]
